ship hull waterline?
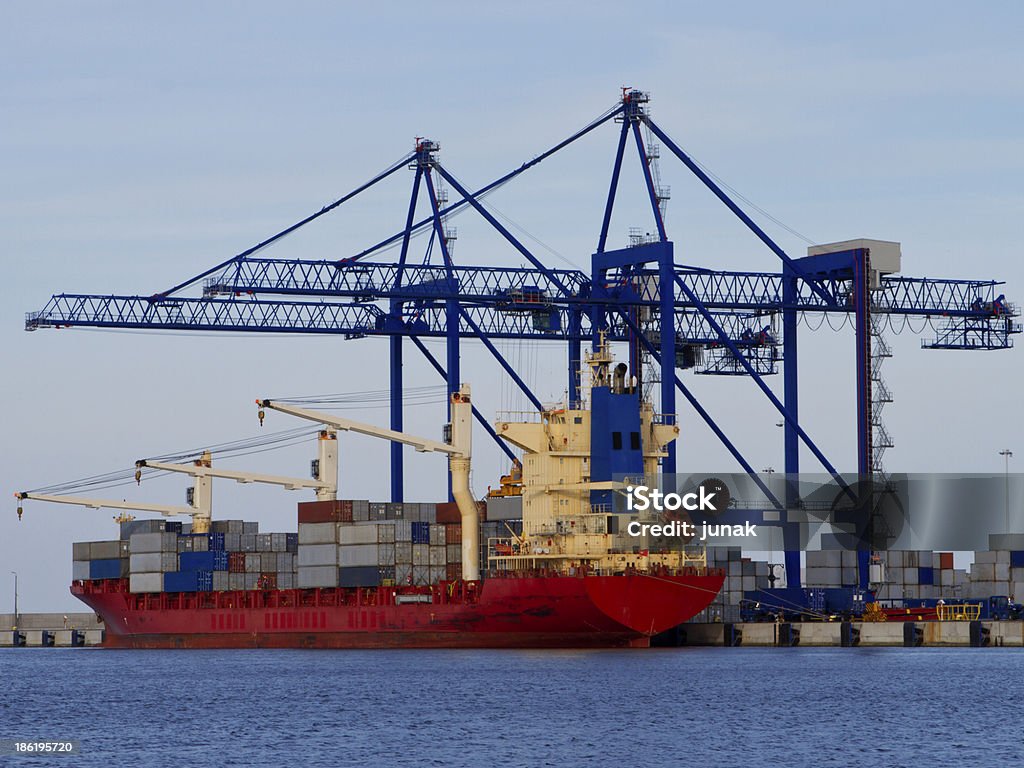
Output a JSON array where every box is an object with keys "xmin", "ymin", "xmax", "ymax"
[{"xmin": 74, "ymin": 572, "xmax": 725, "ymax": 649}]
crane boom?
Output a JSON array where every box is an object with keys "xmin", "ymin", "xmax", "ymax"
[
  {"xmin": 15, "ymin": 491, "xmax": 196, "ymax": 518},
  {"xmin": 138, "ymin": 460, "xmax": 332, "ymax": 490},
  {"xmin": 257, "ymin": 401, "xmax": 464, "ymax": 456},
  {"xmin": 260, "ymin": 385, "xmax": 479, "ymax": 579}
]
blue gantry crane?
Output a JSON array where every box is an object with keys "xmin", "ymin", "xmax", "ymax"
[{"xmin": 25, "ymin": 89, "xmax": 1019, "ymax": 591}]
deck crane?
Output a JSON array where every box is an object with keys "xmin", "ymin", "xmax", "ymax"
[
  {"xmin": 16, "ymin": 432, "xmax": 339, "ymax": 533},
  {"xmin": 135, "ymin": 429, "xmax": 338, "ymax": 502},
  {"xmin": 257, "ymin": 384, "xmax": 480, "ymax": 580}
]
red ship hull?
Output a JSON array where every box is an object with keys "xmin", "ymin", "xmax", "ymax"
[{"xmin": 73, "ymin": 571, "xmax": 724, "ymax": 649}]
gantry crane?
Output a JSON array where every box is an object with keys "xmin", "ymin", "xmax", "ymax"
[{"xmin": 22, "ymin": 89, "xmax": 1019, "ymax": 590}]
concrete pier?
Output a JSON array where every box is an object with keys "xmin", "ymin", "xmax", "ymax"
[
  {"xmin": 675, "ymin": 621, "xmax": 1024, "ymax": 648},
  {"xmin": 0, "ymin": 612, "xmax": 104, "ymax": 647}
]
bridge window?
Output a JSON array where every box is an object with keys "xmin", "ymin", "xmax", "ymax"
[{"xmin": 612, "ymin": 432, "xmax": 623, "ymax": 450}]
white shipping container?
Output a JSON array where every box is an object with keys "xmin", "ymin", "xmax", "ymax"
[
  {"xmin": 429, "ymin": 546, "xmax": 446, "ymax": 566},
  {"xmin": 338, "ymin": 544, "xmax": 378, "ymax": 568},
  {"xmin": 298, "ymin": 566, "xmax": 338, "ymax": 588},
  {"xmin": 130, "ymin": 553, "xmax": 164, "ymax": 573},
  {"xmin": 394, "ymin": 521, "xmax": 412, "ymax": 542},
  {"xmin": 428, "ymin": 565, "xmax": 446, "ymax": 584},
  {"xmin": 299, "ymin": 523, "xmax": 338, "ymax": 545},
  {"xmin": 130, "ymin": 532, "xmax": 177, "ymax": 554},
  {"xmin": 72, "ymin": 561, "xmax": 90, "ymax": 581},
  {"xmin": 975, "ymin": 550, "xmax": 997, "ymax": 565},
  {"xmin": 90, "ymin": 540, "xmax": 122, "ymax": 560},
  {"xmin": 338, "ymin": 523, "xmax": 379, "ymax": 545},
  {"xmin": 271, "ymin": 533, "xmax": 288, "ymax": 552},
  {"xmin": 446, "ymin": 544, "xmax": 462, "ymax": 563},
  {"xmin": 129, "ymin": 573, "xmax": 164, "ymax": 593},
  {"xmin": 429, "ymin": 524, "xmax": 447, "ymax": 546},
  {"xmin": 413, "ymin": 543, "xmax": 430, "ymax": 564},
  {"xmin": 972, "ymin": 563, "xmax": 996, "ymax": 581},
  {"xmin": 996, "ymin": 563, "xmax": 1010, "ymax": 582},
  {"xmin": 395, "ymin": 542, "xmax": 413, "ymax": 563},
  {"xmin": 378, "ymin": 543, "xmax": 396, "ymax": 565},
  {"xmin": 378, "ymin": 524, "xmax": 396, "ymax": 544},
  {"xmin": 245, "ymin": 553, "xmax": 263, "ymax": 572},
  {"xmin": 996, "ymin": 550, "xmax": 1011, "ymax": 565},
  {"xmin": 396, "ymin": 562, "xmax": 413, "ymax": 585},
  {"xmin": 298, "ymin": 544, "xmax": 338, "ymax": 567}
]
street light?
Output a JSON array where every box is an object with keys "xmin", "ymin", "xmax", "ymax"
[
  {"xmin": 999, "ymin": 449, "xmax": 1013, "ymax": 533},
  {"xmin": 9, "ymin": 571, "xmax": 17, "ymax": 631}
]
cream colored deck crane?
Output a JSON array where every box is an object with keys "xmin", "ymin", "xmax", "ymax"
[
  {"xmin": 257, "ymin": 384, "xmax": 480, "ymax": 580},
  {"xmin": 15, "ymin": 431, "xmax": 338, "ymax": 534}
]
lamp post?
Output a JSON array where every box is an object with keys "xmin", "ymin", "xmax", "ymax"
[
  {"xmin": 999, "ymin": 449, "xmax": 1013, "ymax": 533},
  {"xmin": 9, "ymin": 571, "xmax": 17, "ymax": 631}
]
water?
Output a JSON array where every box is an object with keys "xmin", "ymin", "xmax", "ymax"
[{"xmin": 1, "ymin": 647, "xmax": 1021, "ymax": 767}]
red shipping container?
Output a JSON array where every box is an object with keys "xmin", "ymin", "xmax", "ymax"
[
  {"xmin": 298, "ymin": 500, "xmax": 353, "ymax": 524},
  {"xmin": 445, "ymin": 563, "xmax": 462, "ymax": 582},
  {"xmin": 435, "ymin": 501, "xmax": 461, "ymax": 524},
  {"xmin": 228, "ymin": 552, "xmax": 247, "ymax": 574},
  {"xmin": 939, "ymin": 552, "xmax": 954, "ymax": 570},
  {"xmin": 445, "ymin": 524, "xmax": 462, "ymax": 544}
]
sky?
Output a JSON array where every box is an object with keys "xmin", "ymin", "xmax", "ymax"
[{"xmin": 3, "ymin": 1, "xmax": 1023, "ymax": 611}]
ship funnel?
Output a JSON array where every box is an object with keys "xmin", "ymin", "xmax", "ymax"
[{"xmin": 448, "ymin": 385, "xmax": 479, "ymax": 581}]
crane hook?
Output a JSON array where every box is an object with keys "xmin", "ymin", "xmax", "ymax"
[
  {"xmin": 17, "ymin": 505, "xmax": 23, "ymax": 521},
  {"xmin": 135, "ymin": 468, "xmax": 142, "ymax": 485},
  {"xmin": 258, "ymin": 408, "xmax": 265, "ymax": 427}
]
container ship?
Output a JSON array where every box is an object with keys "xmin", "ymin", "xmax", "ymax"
[{"xmin": 18, "ymin": 343, "xmax": 724, "ymax": 648}]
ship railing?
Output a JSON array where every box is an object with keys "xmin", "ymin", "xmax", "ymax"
[
  {"xmin": 937, "ymin": 603, "xmax": 982, "ymax": 621},
  {"xmin": 651, "ymin": 413, "xmax": 677, "ymax": 426}
]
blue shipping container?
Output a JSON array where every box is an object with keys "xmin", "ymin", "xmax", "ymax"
[
  {"xmin": 919, "ymin": 567, "xmax": 934, "ymax": 585},
  {"xmin": 196, "ymin": 570, "xmax": 213, "ymax": 591},
  {"xmin": 411, "ymin": 522, "xmax": 431, "ymax": 544},
  {"xmin": 164, "ymin": 570, "xmax": 199, "ymax": 592},
  {"xmin": 165, "ymin": 521, "xmax": 183, "ymax": 533},
  {"xmin": 89, "ymin": 558, "xmax": 124, "ymax": 580},
  {"xmin": 1011, "ymin": 551, "xmax": 1024, "ymax": 568},
  {"xmin": 179, "ymin": 551, "xmax": 216, "ymax": 571},
  {"xmin": 286, "ymin": 533, "xmax": 299, "ymax": 553},
  {"xmin": 207, "ymin": 532, "xmax": 226, "ymax": 551}
]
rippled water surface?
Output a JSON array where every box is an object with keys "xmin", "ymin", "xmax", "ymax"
[{"xmin": 2, "ymin": 647, "xmax": 1020, "ymax": 767}]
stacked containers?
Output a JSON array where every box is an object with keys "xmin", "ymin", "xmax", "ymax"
[{"xmin": 71, "ymin": 540, "xmax": 129, "ymax": 583}]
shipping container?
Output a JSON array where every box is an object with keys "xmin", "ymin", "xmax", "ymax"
[
  {"xmin": 286, "ymin": 533, "xmax": 298, "ymax": 553},
  {"xmin": 120, "ymin": 519, "xmax": 165, "ymax": 539},
  {"xmin": 411, "ymin": 522, "xmax": 431, "ymax": 545},
  {"xmin": 297, "ymin": 544, "xmax": 337, "ymax": 567},
  {"xmin": 225, "ymin": 533, "xmax": 241, "ymax": 552},
  {"xmin": 377, "ymin": 524, "xmax": 396, "ymax": 543},
  {"xmin": 72, "ymin": 561, "xmax": 90, "ymax": 581},
  {"xmin": 338, "ymin": 544, "xmax": 379, "ymax": 568},
  {"xmin": 245, "ymin": 553, "xmax": 263, "ymax": 572},
  {"xmin": 277, "ymin": 572, "xmax": 295, "ymax": 590},
  {"xmin": 207, "ymin": 533, "xmax": 226, "ymax": 552},
  {"xmin": 413, "ymin": 543, "xmax": 430, "ymax": 564},
  {"xmin": 212, "ymin": 572, "xmax": 230, "ymax": 591},
  {"xmin": 395, "ymin": 562, "xmax": 413, "ymax": 585},
  {"xmin": 395, "ymin": 542, "xmax": 413, "ymax": 563},
  {"xmin": 240, "ymin": 534, "xmax": 256, "ymax": 552},
  {"xmin": 446, "ymin": 544, "xmax": 462, "ymax": 563},
  {"xmin": 256, "ymin": 534, "xmax": 273, "ymax": 552},
  {"xmin": 165, "ymin": 521, "xmax": 183, "ymax": 534},
  {"xmin": 429, "ymin": 524, "xmax": 447, "ymax": 546},
  {"xmin": 129, "ymin": 572, "xmax": 164, "ymax": 593},
  {"xmin": 339, "ymin": 565, "xmax": 381, "ymax": 587},
  {"xmin": 243, "ymin": 521, "xmax": 259, "ymax": 535},
  {"xmin": 130, "ymin": 532, "xmax": 178, "ymax": 554},
  {"xmin": 429, "ymin": 546, "xmax": 446, "ymax": 566},
  {"xmin": 89, "ymin": 558, "xmax": 126, "ymax": 580},
  {"xmin": 338, "ymin": 523, "xmax": 378, "ymax": 546},
  {"xmin": 445, "ymin": 524, "xmax": 462, "ymax": 544},
  {"xmin": 271, "ymin": 533, "xmax": 288, "ymax": 552},
  {"xmin": 298, "ymin": 522, "xmax": 338, "ymax": 545},
  {"xmin": 385, "ymin": 503, "xmax": 403, "ymax": 520},
  {"xmin": 445, "ymin": 563, "xmax": 462, "ymax": 582},
  {"xmin": 229, "ymin": 573, "xmax": 246, "ymax": 591},
  {"xmin": 228, "ymin": 552, "xmax": 247, "ymax": 573},
  {"xmin": 297, "ymin": 566, "xmax": 338, "ymax": 589}
]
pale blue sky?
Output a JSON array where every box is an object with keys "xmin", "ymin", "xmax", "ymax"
[{"xmin": 3, "ymin": 2, "xmax": 1023, "ymax": 609}]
